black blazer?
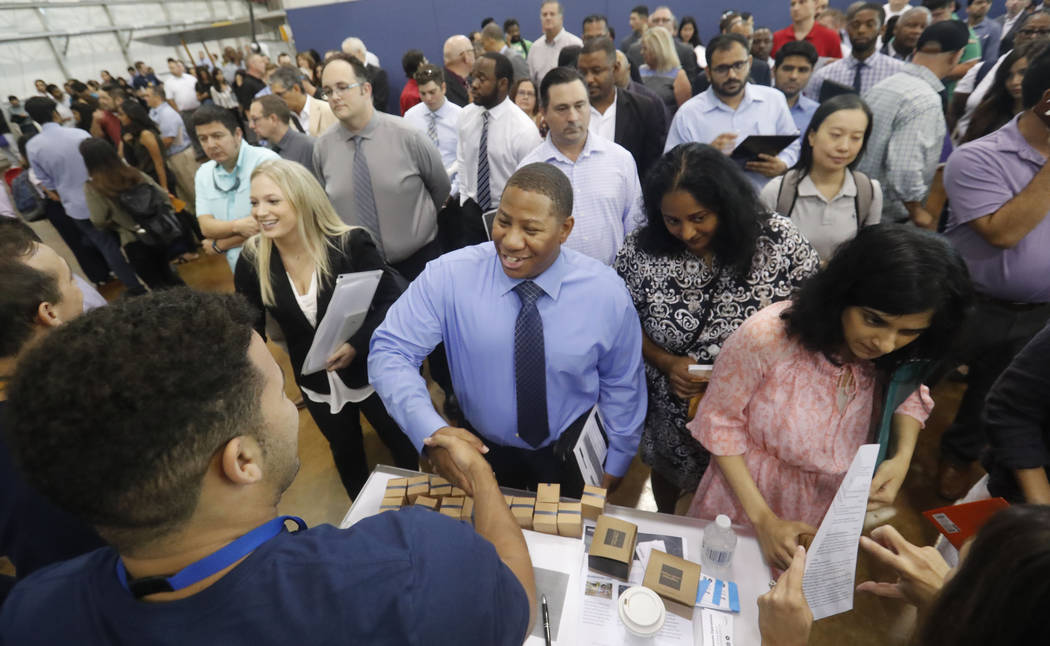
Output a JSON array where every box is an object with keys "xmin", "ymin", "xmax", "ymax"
[
  {"xmin": 366, "ymin": 64, "xmax": 391, "ymax": 113},
  {"xmin": 615, "ymin": 88, "xmax": 667, "ymax": 181},
  {"xmin": 444, "ymin": 66, "xmax": 470, "ymax": 107},
  {"xmin": 233, "ymin": 228, "xmax": 404, "ymax": 393}
]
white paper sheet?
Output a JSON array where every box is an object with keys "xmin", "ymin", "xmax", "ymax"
[
  {"xmin": 300, "ymin": 269, "xmax": 383, "ymax": 375},
  {"xmin": 801, "ymin": 443, "xmax": 880, "ymax": 620},
  {"xmin": 523, "ymin": 530, "xmax": 585, "ymax": 646},
  {"xmin": 700, "ymin": 609, "xmax": 734, "ymax": 646},
  {"xmin": 573, "ymin": 406, "xmax": 608, "ymax": 487}
]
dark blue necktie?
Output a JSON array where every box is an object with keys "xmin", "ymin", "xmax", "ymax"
[
  {"xmin": 477, "ymin": 111, "xmax": 492, "ymax": 211},
  {"xmin": 513, "ymin": 280, "xmax": 549, "ymax": 448},
  {"xmin": 852, "ymin": 60, "xmax": 866, "ymax": 93}
]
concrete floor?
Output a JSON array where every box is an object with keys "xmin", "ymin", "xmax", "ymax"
[{"xmin": 27, "ymin": 220, "xmax": 973, "ymax": 644}]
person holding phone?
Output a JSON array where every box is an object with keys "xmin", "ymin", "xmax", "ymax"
[
  {"xmin": 613, "ymin": 143, "xmax": 819, "ymax": 513},
  {"xmin": 233, "ymin": 159, "xmax": 417, "ymax": 498},
  {"xmin": 688, "ymin": 225, "xmax": 971, "ymax": 569}
]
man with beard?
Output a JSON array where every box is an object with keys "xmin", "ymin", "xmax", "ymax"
[
  {"xmin": 455, "ymin": 52, "xmax": 542, "ymax": 213},
  {"xmin": 665, "ymin": 34, "xmax": 799, "ymax": 189},
  {"xmin": 882, "ymin": 5, "xmax": 932, "ymax": 59},
  {"xmin": 805, "ymin": 2, "xmax": 905, "ymax": 98},
  {"xmin": 773, "ymin": 41, "xmax": 820, "ymax": 134},
  {"xmin": 752, "ymin": 27, "xmax": 776, "ymax": 68},
  {"xmin": 518, "ymin": 67, "xmax": 643, "ymax": 265},
  {"xmin": 577, "ymin": 37, "xmax": 666, "ymax": 178}
]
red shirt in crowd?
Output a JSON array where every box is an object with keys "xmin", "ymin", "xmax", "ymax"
[
  {"xmin": 772, "ymin": 22, "xmax": 844, "ymax": 58},
  {"xmin": 400, "ymin": 79, "xmax": 420, "ymax": 116}
]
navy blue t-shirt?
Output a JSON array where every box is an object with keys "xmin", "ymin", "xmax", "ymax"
[{"xmin": 0, "ymin": 507, "xmax": 530, "ymax": 645}]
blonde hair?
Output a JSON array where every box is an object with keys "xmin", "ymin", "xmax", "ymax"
[
  {"xmin": 243, "ymin": 159, "xmax": 353, "ymax": 307},
  {"xmin": 642, "ymin": 26, "xmax": 681, "ymax": 72}
]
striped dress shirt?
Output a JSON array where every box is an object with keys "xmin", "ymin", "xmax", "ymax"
[{"xmin": 803, "ymin": 52, "xmax": 904, "ymax": 99}]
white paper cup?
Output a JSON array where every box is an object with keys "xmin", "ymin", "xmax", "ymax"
[{"xmin": 618, "ymin": 585, "xmax": 666, "ymax": 638}]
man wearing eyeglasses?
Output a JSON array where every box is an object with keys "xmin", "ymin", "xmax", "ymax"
[
  {"xmin": 313, "ymin": 53, "xmax": 450, "ymax": 280},
  {"xmin": 192, "ymin": 105, "xmax": 279, "ymax": 272},
  {"xmin": 665, "ymin": 34, "xmax": 799, "ymax": 189},
  {"xmin": 443, "ymin": 35, "xmax": 476, "ymax": 107}
]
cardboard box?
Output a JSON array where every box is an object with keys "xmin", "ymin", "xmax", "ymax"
[
  {"xmin": 413, "ymin": 495, "xmax": 439, "ymax": 511},
  {"xmin": 450, "ymin": 486, "xmax": 467, "ymax": 497},
  {"xmin": 588, "ymin": 514, "xmax": 638, "ymax": 580},
  {"xmin": 428, "ymin": 474, "xmax": 449, "ymax": 487},
  {"xmin": 405, "ymin": 476, "xmax": 430, "ymax": 504},
  {"xmin": 504, "ymin": 495, "xmax": 515, "ymax": 507},
  {"xmin": 536, "ymin": 483, "xmax": 561, "ymax": 505},
  {"xmin": 580, "ymin": 485, "xmax": 607, "ymax": 520},
  {"xmin": 378, "ymin": 495, "xmax": 403, "ymax": 514},
  {"xmin": 557, "ymin": 502, "xmax": 583, "ymax": 538},
  {"xmin": 429, "ymin": 482, "xmax": 452, "ymax": 498},
  {"xmin": 642, "ymin": 549, "xmax": 701, "ymax": 607},
  {"xmin": 439, "ymin": 496, "xmax": 464, "ymax": 519},
  {"xmin": 533, "ymin": 502, "xmax": 560, "ymax": 535},
  {"xmin": 511, "ymin": 497, "xmax": 535, "ymax": 530},
  {"xmin": 385, "ymin": 477, "xmax": 409, "ymax": 499},
  {"xmin": 461, "ymin": 497, "xmax": 474, "ymax": 524}
]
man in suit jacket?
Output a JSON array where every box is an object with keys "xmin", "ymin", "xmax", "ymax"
[
  {"xmin": 342, "ymin": 37, "xmax": 391, "ymax": 113},
  {"xmin": 579, "ymin": 38, "xmax": 666, "ymax": 180},
  {"xmin": 442, "ymin": 35, "xmax": 475, "ymax": 107},
  {"xmin": 268, "ymin": 67, "xmax": 337, "ymax": 137},
  {"xmin": 613, "ymin": 50, "xmax": 672, "ymax": 127}
]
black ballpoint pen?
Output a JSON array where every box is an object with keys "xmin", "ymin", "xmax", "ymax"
[{"xmin": 542, "ymin": 594, "xmax": 551, "ymax": 646}]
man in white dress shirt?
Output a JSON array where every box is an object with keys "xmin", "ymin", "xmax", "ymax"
[
  {"xmin": 528, "ymin": 1, "xmax": 584, "ymax": 86},
  {"xmin": 403, "ymin": 64, "xmax": 462, "ymax": 193},
  {"xmin": 457, "ymin": 53, "xmax": 542, "ymax": 212},
  {"xmin": 518, "ymin": 67, "xmax": 643, "ymax": 265},
  {"xmin": 164, "ymin": 58, "xmax": 204, "ymax": 159}
]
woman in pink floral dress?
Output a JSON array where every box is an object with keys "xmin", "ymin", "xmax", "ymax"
[{"xmin": 688, "ymin": 225, "xmax": 973, "ymax": 569}]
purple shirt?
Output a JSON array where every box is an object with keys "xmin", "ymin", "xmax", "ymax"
[{"xmin": 943, "ymin": 116, "xmax": 1050, "ymax": 303}]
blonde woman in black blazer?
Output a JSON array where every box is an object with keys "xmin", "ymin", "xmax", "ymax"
[{"xmin": 234, "ymin": 159, "xmax": 417, "ymax": 498}]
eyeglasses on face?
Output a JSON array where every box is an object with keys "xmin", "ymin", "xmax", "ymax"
[{"xmin": 319, "ymin": 82, "xmax": 363, "ymax": 100}]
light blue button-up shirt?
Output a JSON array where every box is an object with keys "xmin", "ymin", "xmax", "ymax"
[
  {"xmin": 369, "ymin": 242, "xmax": 647, "ymax": 476},
  {"xmin": 403, "ymin": 98, "xmax": 462, "ymax": 193},
  {"xmin": 664, "ymin": 83, "xmax": 800, "ymax": 189},
  {"xmin": 790, "ymin": 95, "xmax": 820, "ymax": 134},
  {"xmin": 149, "ymin": 101, "xmax": 191, "ymax": 155},
  {"xmin": 26, "ymin": 122, "xmax": 91, "ymax": 220},
  {"xmin": 194, "ymin": 139, "xmax": 279, "ymax": 270}
]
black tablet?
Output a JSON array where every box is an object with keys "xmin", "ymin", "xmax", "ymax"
[{"xmin": 728, "ymin": 134, "xmax": 799, "ymax": 163}]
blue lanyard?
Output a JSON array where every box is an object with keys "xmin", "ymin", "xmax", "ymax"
[{"xmin": 116, "ymin": 515, "xmax": 306, "ymax": 598}]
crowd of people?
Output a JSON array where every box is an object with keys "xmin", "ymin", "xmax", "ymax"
[{"xmin": 2, "ymin": 0, "xmax": 1050, "ymax": 643}]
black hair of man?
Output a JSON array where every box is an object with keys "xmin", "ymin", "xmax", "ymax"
[
  {"xmin": 481, "ymin": 16, "xmax": 495, "ymax": 28},
  {"xmin": 921, "ymin": 0, "xmax": 954, "ymax": 12},
  {"xmin": 504, "ymin": 17, "xmax": 520, "ymax": 31},
  {"xmin": 583, "ymin": 14, "xmax": 609, "ymax": 30},
  {"xmin": 321, "ymin": 52, "xmax": 370, "ymax": 84},
  {"xmin": 558, "ymin": 45, "xmax": 582, "ymax": 67},
  {"xmin": 775, "ymin": 39, "xmax": 819, "ymax": 67},
  {"xmin": 414, "ymin": 63, "xmax": 445, "ymax": 86},
  {"xmin": 166, "ymin": 57, "xmax": 178, "ymax": 64},
  {"xmin": 705, "ymin": 33, "xmax": 751, "ymax": 67},
  {"xmin": 0, "ymin": 260, "xmax": 58, "ymax": 358},
  {"xmin": 5, "ymin": 288, "xmax": 265, "ymax": 552},
  {"xmin": 539, "ymin": 66, "xmax": 586, "ymax": 109},
  {"xmin": 504, "ymin": 162, "xmax": 574, "ymax": 220},
  {"xmin": 24, "ymin": 96, "xmax": 57, "ymax": 125},
  {"xmin": 846, "ymin": 1, "xmax": 887, "ymax": 26},
  {"xmin": 480, "ymin": 52, "xmax": 514, "ymax": 86},
  {"xmin": 632, "ymin": 5, "xmax": 650, "ymax": 18},
  {"xmin": 70, "ymin": 80, "xmax": 88, "ymax": 95},
  {"xmin": 254, "ymin": 94, "xmax": 291, "ymax": 125},
  {"xmin": 580, "ymin": 35, "xmax": 617, "ymax": 63},
  {"xmin": 402, "ymin": 49, "xmax": 426, "ymax": 77},
  {"xmin": 192, "ymin": 104, "xmax": 240, "ymax": 134},
  {"xmin": 1022, "ymin": 47, "xmax": 1050, "ymax": 109}
]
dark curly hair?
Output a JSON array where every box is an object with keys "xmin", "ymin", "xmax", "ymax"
[
  {"xmin": 636, "ymin": 143, "xmax": 769, "ymax": 277},
  {"xmin": 920, "ymin": 505, "xmax": 1050, "ymax": 646},
  {"xmin": 781, "ymin": 224, "xmax": 972, "ymax": 372},
  {"xmin": 5, "ymin": 288, "xmax": 264, "ymax": 552}
]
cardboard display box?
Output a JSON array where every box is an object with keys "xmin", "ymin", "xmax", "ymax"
[
  {"xmin": 511, "ymin": 497, "xmax": 535, "ymax": 530},
  {"xmin": 533, "ymin": 502, "xmax": 560, "ymax": 535},
  {"xmin": 428, "ymin": 475, "xmax": 450, "ymax": 487},
  {"xmin": 642, "ymin": 550, "xmax": 701, "ymax": 607},
  {"xmin": 405, "ymin": 476, "xmax": 430, "ymax": 504},
  {"xmin": 385, "ymin": 477, "xmax": 409, "ymax": 499},
  {"xmin": 588, "ymin": 514, "xmax": 639, "ymax": 580},
  {"xmin": 378, "ymin": 495, "xmax": 403, "ymax": 513},
  {"xmin": 413, "ymin": 495, "xmax": 439, "ymax": 511},
  {"xmin": 580, "ymin": 485, "xmax": 607, "ymax": 520},
  {"xmin": 536, "ymin": 483, "xmax": 561, "ymax": 505},
  {"xmin": 450, "ymin": 486, "xmax": 466, "ymax": 497},
  {"xmin": 557, "ymin": 502, "xmax": 583, "ymax": 538},
  {"xmin": 461, "ymin": 497, "xmax": 474, "ymax": 523},
  {"xmin": 429, "ymin": 482, "xmax": 452, "ymax": 498},
  {"xmin": 439, "ymin": 496, "xmax": 464, "ymax": 519},
  {"xmin": 382, "ymin": 490, "xmax": 406, "ymax": 506}
]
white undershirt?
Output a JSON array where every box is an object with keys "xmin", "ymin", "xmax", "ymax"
[{"xmin": 288, "ymin": 271, "xmax": 374, "ymax": 412}]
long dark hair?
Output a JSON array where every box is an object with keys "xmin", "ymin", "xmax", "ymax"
[
  {"xmin": 637, "ymin": 143, "xmax": 768, "ymax": 276},
  {"xmin": 119, "ymin": 99, "xmax": 158, "ymax": 138},
  {"xmin": 782, "ymin": 224, "xmax": 972, "ymax": 372},
  {"xmin": 679, "ymin": 16, "xmax": 703, "ymax": 46},
  {"xmin": 962, "ymin": 40, "xmax": 1047, "ymax": 144},
  {"xmin": 793, "ymin": 93, "xmax": 874, "ymax": 179},
  {"xmin": 920, "ymin": 505, "xmax": 1050, "ymax": 646},
  {"xmin": 79, "ymin": 137, "xmax": 144, "ymax": 198}
]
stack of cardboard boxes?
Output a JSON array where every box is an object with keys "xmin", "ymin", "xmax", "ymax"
[{"xmin": 379, "ymin": 475, "xmax": 474, "ymax": 524}]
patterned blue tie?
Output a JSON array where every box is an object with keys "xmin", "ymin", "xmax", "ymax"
[
  {"xmin": 426, "ymin": 111, "xmax": 439, "ymax": 146},
  {"xmin": 351, "ymin": 135, "xmax": 384, "ymax": 255},
  {"xmin": 513, "ymin": 280, "xmax": 549, "ymax": 448},
  {"xmin": 477, "ymin": 111, "xmax": 492, "ymax": 211}
]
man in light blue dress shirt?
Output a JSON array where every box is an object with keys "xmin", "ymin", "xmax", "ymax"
[
  {"xmin": 773, "ymin": 41, "xmax": 821, "ymax": 135},
  {"xmin": 402, "ymin": 65, "xmax": 462, "ymax": 194},
  {"xmin": 192, "ymin": 105, "xmax": 278, "ymax": 272},
  {"xmin": 370, "ymin": 163, "xmax": 647, "ymax": 496},
  {"xmin": 665, "ymin": 34, "xmax": 799, "ymax": 189}
]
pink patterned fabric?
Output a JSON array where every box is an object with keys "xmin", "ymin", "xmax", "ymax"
[{"xmin": 687, "ymin": 301, "xmax": 933, "ymax": 527}]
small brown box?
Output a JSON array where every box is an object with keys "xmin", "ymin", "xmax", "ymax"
[
  {"xmin": 536, "ymin": 483, "xmax": 561, "ymax": 505},
  {"xmin": 440, "ymin": 496, "xmax": 464, "ymax": 519},
  {"xmin": 428, "ymin": 474, "xmax": 450, "ymax": 487},
  {"xmin": 429, "ymin": 482, "xmax": 452, "ymax": 498},
  {"xmin": 504, "ymin": 494, "xmax": 515, "ymax": 506},
  {"xmin": 643, "ymin": 550, "xmax": 702, "ymax": 607},
  {"xmin": 413, "ymin": 495, "xmax": 439, "ymax": 511},
  {"xmin": 557, "ymin": 502, "xmax": 583, "ymax": 538},
  {"xmin": 405, "ymin": 476, "xmax": 430, "ymax": 504},
  {"xmin": 450, "ymin": 486, "xmax": 467, "ymax": 497},
  {"xmin": 511, "ymin": 497, "xmax": 535, "ymax": 530},
  {"xmin": 378, "ymin": 495, "xmax": 403, "ymax": 513},
  {"xmin": 580, "ymin": 485, "xmax": 607, "ymax": 520},
  {"xmin": 461, "ymin": 497, "xmax": 474, "ymax": 523},
  {"xmin": 385, "ymin": 477, "xmax": 409, "ymax": 498},
  {"xmin": 533, "ymin": 502, "xmax": 560, "ymax": 535},
  {"xmin": 588, "ymin": 514, "xmax": 639, "ymax": 580}
]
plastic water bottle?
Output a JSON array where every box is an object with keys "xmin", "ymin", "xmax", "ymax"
[{"xmin": 701, "ymin": 514, "xmax": 737, "ymax": 579}]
